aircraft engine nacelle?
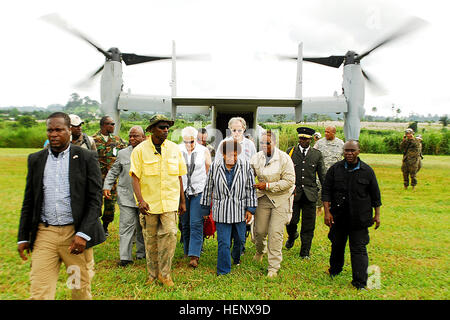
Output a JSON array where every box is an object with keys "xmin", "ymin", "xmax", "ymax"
[
  {"xmin": 100, "ymin": 61, "xmax": 123, "ymax": 134},
  {"xmin": 342, "ymin": 64, "xmax": 365, "ymax": 141},
  {"xmin": 118, "ymin": 92, "xmax": 173, "ymax": 113}
]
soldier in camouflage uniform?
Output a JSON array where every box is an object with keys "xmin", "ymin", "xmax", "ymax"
[
  {"xmin": 313, "ymin": 126, "xmax": 344, "ymax": 215},
  {"xmin": 92, "ymin": 116, "xmax": 127, "ymax": 235},
  {"xmin": 400, "ymin": 128, "xmax": 421, "ymax": 190}
]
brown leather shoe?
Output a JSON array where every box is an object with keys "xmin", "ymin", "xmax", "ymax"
[
  {"xmin": 158, "ymin": 274, "xmax": 174, "ymax": 287},
  {"xmin": 189, "ymin": 256, "xmax": 199, "ymax": 268}
]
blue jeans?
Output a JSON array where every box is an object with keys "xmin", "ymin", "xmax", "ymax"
[
  {"xmin": 216, "ymin": 221, "xmax": 246, "ymax": 275},
  {"xmin": 181, "ymin": 193, "xmax": 207, "ymax": 258}
]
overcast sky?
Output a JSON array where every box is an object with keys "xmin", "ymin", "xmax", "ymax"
[{"xmin": 1, "ymin": 0, "xmax": 448, "ymax": 116}]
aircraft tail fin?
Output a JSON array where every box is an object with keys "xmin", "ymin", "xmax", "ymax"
[
  {"xmin": 295, "ymin": 42, "xmax": 303, "ymax": 99},
  {"xmin": 171, "ymin": 40, "xmax": 177, "ymax": 97}
]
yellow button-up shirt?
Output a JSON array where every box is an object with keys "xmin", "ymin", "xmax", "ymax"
[{"xmin": 129, "ymin": 138, "xmax": 187, "ymax": 214}]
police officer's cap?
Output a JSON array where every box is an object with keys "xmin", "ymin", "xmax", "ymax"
[{"xmin": 297, "ymin": 127, "xmax": 315, "ymax": 138}]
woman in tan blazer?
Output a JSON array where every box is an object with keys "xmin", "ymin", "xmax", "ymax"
[{"xmin": 250, "ymin": 131, "xmax": 295, "ymax": 278}]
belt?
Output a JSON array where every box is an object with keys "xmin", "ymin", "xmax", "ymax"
[
  {"xmin": 185, "ymin": 192, "xmax": 201, "ymax": 198},
  {"xmin": 40, "ymin": 221, "xmax": 74, "ymax": 227}
]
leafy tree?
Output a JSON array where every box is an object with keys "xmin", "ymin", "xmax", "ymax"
[
  {"xmin": 18, "ymin": 115, "xmax": 37, "ymax": 128},
  {"xmin": 274, "ymin": 114, "xmax": 287, "ymax": 123},
  {"xmin": 129, "ymin": 112, "xmax": 141, "ymax": 121},
  {"xmin": 439, "ymin": 115, "xmax": 448, "ymax": 127}
]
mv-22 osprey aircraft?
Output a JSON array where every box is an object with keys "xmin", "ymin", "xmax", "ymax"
[{"xmin": 43, "ymin": 14, "xmax": 426, "ymax": 143}]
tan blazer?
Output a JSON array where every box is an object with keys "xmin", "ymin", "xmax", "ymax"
[{"xmin": 250, "ymin": 147, "xmax": 296, "ymax": 209}]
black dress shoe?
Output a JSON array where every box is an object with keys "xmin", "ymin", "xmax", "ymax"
[
  {"xmin": 118, "ymin": 260, "xmax": 133, "ymax": 267},
  {"xmin": 285, "ymin": 232, "xmax": 299, "ymax": 249}
]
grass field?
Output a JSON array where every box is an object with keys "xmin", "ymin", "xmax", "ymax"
[{"xmin": 0, "ymin": 148, "xmax": 449, "ymax": 300}]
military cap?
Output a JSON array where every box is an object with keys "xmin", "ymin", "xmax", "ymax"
[
  {"xmin": 69, "ymin": 114, "xmax": 84, "ymax": 126},
  {"xmin": 145, "ymin": 114, "xmax": 175, "ymax": 132},
  {"xmin": 297, "ymin": 127, "xmax": 315, "ymax": 138},
  {"xmin": 405, "ymin": 128, "xmax": 414, "ymax": 134}
]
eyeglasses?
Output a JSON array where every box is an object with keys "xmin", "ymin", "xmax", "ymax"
[
  {"xmin": 183, "ymin": 140, "xmax": 195, "ymax": 144},
  {"xmin": 158, "ymin": 125, "xmax": 170, "ymax": 130},
  {"xmin": 105, "ymin": 122, "xmax": 115, "ymax": 126}
]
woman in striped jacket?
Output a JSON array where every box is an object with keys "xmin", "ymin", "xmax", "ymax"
[{"xmin": 200, "ymin": 140, "xmax": 258, "ymax": 275}]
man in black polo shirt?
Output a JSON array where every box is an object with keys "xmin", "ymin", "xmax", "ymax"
[{"xmin": 322, "ymin": 140, "xmax": 381, "ymax": 290}]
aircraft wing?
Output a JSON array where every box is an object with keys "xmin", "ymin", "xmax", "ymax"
[{"xmin": 172, "ymin": 96, "xmax": 302, "ymax": 108}]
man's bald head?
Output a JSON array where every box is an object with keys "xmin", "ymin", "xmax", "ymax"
[{"xmin": 325, "ymin": 126, "xmax": 337, "ymax": 140}]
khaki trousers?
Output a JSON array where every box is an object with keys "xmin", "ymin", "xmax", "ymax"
[
  {"xmin": 140, "ymin": 211, "xmax": 177, "ymax": 279},
  {"xmin": 254, "ymin": 196, "xmax": 292, "ymax": 273},
  {"xmin": 30, "ymin": 224, "xmax": 95, "ymax": 300}
]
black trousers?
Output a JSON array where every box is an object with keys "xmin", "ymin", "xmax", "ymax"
[
  {"xmin": 286, "ymin": 193, "xmax": 316, "ymax": 256},
  {"xmin": 328, "ymin": 224, "xmax": 370, "ymax": 288}
]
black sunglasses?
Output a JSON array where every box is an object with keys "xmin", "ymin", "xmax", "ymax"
[
  {"xmin": 158, "ymin": 125, "xmax": 170, "ymax": 130},
  {"xmin": 105, "ymin": 122, "xmax": 115, "ymax": 126}
]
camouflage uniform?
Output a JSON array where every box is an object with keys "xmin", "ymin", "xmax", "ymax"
[
  {"xmin": 92, "ymin": 131, "xmax": 127, "ymax": 225},
  {"xmin": 400, "ymin": 138, "xmax": 421, "ymax": 187},
  {"xmin": 313, "ymin": 137, "xmax": 344, "ymax": 207},
  {"xmin": 71, "ymin": 133, "xmax": 97, "ymax": 151}
]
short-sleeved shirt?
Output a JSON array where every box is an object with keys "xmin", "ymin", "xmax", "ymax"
[{"xmin": 129, "ymin": 138, "xmax": 187, "ymax": 214}]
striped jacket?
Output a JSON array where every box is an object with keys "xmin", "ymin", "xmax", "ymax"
[{"xmin": 200, "ymin": 159, "xmax": 258, "ymax": 224}]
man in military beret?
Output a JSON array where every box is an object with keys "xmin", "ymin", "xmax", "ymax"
[
  {"xmin": 285, "ymin": 127, "xmax": 326, "ymax": 259},
  {"xmin": 400, "ymin": 128, "xmax": 421, "ymax": 190},
  {"xmin": 92, "ymin": 116, "xmax": 127, "ymax": 236},
  {"xmin": 130, "ymin": 114, "xmax": 187, "ymax": 287}
]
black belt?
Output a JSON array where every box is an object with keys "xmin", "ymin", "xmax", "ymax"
[
  {"xmin": 40, "ymin": 221, "xmax": 74, "ymax": 227},
  {"xmin": 185, "ymin": 192, "xmax": 201, "ymax": 198}
]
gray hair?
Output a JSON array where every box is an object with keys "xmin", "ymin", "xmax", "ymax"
[
  {"xmin": 181, "ymin": 126, "xmax": 198, "ymax": 139},
  {"xmin": 228, "ymin": 117, "xmax": 247, "ymax": 130},
  {"xmin": 128, "ymin": 125, "xmax": 145, "ymax": 136}
]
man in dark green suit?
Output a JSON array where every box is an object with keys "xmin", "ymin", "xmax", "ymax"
[{"xmin": 286, "ymin": 127, "xmax": 326, "ymax": 258}]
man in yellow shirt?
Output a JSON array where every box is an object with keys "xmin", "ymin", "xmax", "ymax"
[{"xmin": 130, "ymin": 115, "xmax": 187, "ymax": 287}]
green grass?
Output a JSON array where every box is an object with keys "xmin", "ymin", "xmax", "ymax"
[{"xmin": 0, "ymin": 149, "xmax": 449, "ymax": 300}]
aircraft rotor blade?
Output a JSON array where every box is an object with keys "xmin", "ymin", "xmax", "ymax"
[
  {"xmin": 276, "ymin": 54, "xmax": 345, "ymax": 68},
  {"xmin": 361, "ymin": 68, "xmax": 387, "ymax": 96},
  {"xmin": 121, "ymin": 53, "xmax": 172, "ymax": 66},
  {"xmin": 357, "ymin": 16, "xmax": 427, "ymax": 62},
  {"xmin": 121, "ymin": 53, "xmax": 211, "ymax": 66},
  {"xmin": 176, "ymin": 54, "xmax": 211, "ymax": 61},
  {"xmin": 41, "ymin": 13, "xmax": 111, "ymax": 59},
  {"xmin": 74, "ymin": 64, "xmax": 105, "ymax": 89},
  {"xmin": 303, "ymin": 55, "xmax": 345, "ymax": 68}
]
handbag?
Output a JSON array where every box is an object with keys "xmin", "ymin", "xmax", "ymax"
[{"xmin": 203, "ymin": 208, "xmax": 216, "ymax": 239}]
